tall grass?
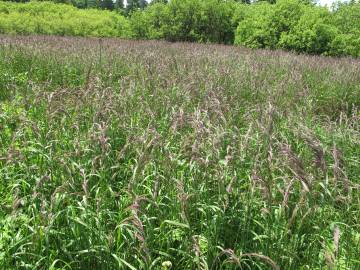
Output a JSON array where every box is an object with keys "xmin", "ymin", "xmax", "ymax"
[{"xmin": 0, "ymin": 35, "xmax": 359, "ymax": 269}]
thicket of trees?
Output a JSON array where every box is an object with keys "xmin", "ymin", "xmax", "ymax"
[
  {"xmin": 233, "ymin": 0, "xmax": 360, "ymax": 56},
  {"xmin": 0, "ymin": 0, "xmax": 359, "ymax": 57}
]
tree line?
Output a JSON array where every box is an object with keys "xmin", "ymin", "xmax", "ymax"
[{"xmin": 0, "ymin": 0, "xmax": 359, "ymax": 57}]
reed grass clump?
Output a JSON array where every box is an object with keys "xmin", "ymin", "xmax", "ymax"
[{"xmin": 0, "ymin": 35, "xmax": 359, "ymax": 269}]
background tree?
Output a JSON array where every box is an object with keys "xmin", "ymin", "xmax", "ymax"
[
  {"xmin": 126, "ymin": 0, "xmax": 139, "ymax": 13},
  {"xmin": 115, "ymin": 0, "xmax": 124, "ymax": 9},
  {"xmin": 53, "ymin": 0, "xmax": 71, "ymax": 3},
  {"xmin": 150, "ymin": 0, "xmax": 168, "ymax": 4},
  {"xmin": 86, "ymin": 0, "xmax": 97, "ymax": 8},
  {"xmin": 99, "ymin": 0, "xmax": 114, "ymax": 10},
  {"xmin": 71, "ymin": 0, "xmax": 86, "ymax": 8},
  {"xmin": 139, "ymin": 0, "xmax": 148, "ymax": 8},
  {"xmin": 1, "ymin": 0, "xmax": 359, "ymax": 58},
  {"xmin": 236, "ymin": 0, "xmax": 252, "ymax": 4}
]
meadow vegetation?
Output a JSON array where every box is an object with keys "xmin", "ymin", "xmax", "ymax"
[
  {"xmin": 0, "ymin": 35, "xmax": 359, "ymax": 269},
  {"xmin": 0, "ymin": 0, "xmax": 360, "ymax": 57}
]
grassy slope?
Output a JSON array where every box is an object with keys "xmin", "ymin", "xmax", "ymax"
[{"xmin": 0, "ymin": 35, "xmax": 359, "ymax": 270}]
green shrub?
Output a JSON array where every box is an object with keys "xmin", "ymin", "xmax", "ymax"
[
  {"xmin": 279, "ymin": 7, "xmax": 337, "ymax": 55},
  {"xmin": 132, "ymin": 0, "xmax": 236, "ymax": 44},
  {"xmin": 234, "ymin": 3, "xmax": 277, "ymax": 48},
  {"xmin": 0, "ymin": 1, "xmax": 131, "ymax": 37},
  {"xmin": 271, "ymin": 0, "xmax": 306, "ymax": 41},
  {"xmin": 129, "ymin": 3, "xmax": 167, "ymax": 39},
  {"xmin": 331, "ymin": 2, "xmax": 360, "ymax": 35},
  {"xmin": 328, "ymin": 2, "xmax": 360, "ymax": 57},
  {"xmin": 233, "ymin": 0, "xmax": 359, "ymax": 57},
  {"xmin": 329, "ymin": 33, "xmax": 360, "ymax": 57},
  {"xmin": 0, "ymin": 0, "xmax": 359, "ymax": 58}
]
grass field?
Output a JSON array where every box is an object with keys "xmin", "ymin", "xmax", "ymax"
[{"xmin": 0, "ymin": 35, "xmax": 359, "ymax": 270}]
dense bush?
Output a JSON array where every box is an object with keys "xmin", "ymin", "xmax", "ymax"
[
  {"xmin": 233, "ymin": 0, "xmax": 360, "ymax": 57},
  {"xmin": 279, "ymin": 6, "xmax": 337, "ymax": 55},
  {"xmin": 234, "ymin": 3, "xmax": 277, "ymax": 48},
  {"xmin": 0, "ymin": 1, "xmax": 359, "ymax": 57},
  {"xmin": 0, "ymin": 1, "xmax": 130, "ymax": 37},
  {"xmin": 162, "ymin": 0, "xmax": 235, "ymax": 43},
  {"xmin": 129, "ymin": 2, "xmax": 167, "ymax": 39},
  {"xmin": 130, "ymin": 0, "xmax": 236, "ymax": 43},
  {"xmin": 329, "ymin": 3, "xmax": 360, "ymax": 57}
]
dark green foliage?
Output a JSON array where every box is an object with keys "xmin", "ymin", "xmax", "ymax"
[
  {"xmin": 126, "ymin": 0, "xmax": 139, "ymax": 12},
  {"xmin": 151, "ymin": 0, "xmax": 168, "ymax": 4},
  {"xmin": 235, "ymin": 0, "xmax": 251, "ymax": 4},
  {"xmin": 86, "ymin": 0, "xmax": 97, "ymax": 8},
  {"xmin": 115, "ymin": 0, "xmax": 124, "ymax": 10},
  {"xmin": 71, "ymin": 0, "xmax": 87, "ymax": 8},
  {"xmin": 139, "ymin": 0, "xmax": 148, "ymax": 8},
  {"xmin": 126, "ymin": 0, "xmax": 147, "ymax": 14},
  {"xmin": 99, "ymin": 0, "xmax": 115, "ymax": 10}
]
